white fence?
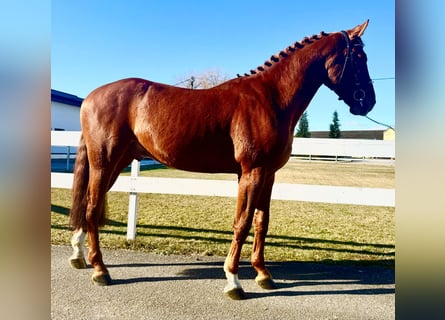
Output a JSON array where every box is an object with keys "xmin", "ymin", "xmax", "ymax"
[
  {"xmin": 51, "ymin": 131, "xmax": 395, "ymax": 240},
  {"xmin": 292, "ymin": 138, "xmax": 395, "ymax": 160},
  {"xmin": 51, "ymin": 132, "xmax": 395, "ymax": 160}
]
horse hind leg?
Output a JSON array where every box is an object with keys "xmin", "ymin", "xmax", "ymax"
[
  {"xmin": 86, "ymin": 148, "xmax": 135, "ymax": 286},
  {"xmin": 69, "ymin": 228, "xmax": 87, "ymax": 269},
  {"xmin": 85, "ymin": 166, "xmax": 113, "ymax": 286},
  {"xmin": 68, "ymin": 162, "xmax": 110, "ymax": 278}
]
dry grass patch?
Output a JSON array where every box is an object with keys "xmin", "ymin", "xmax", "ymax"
[{"xmin": 128, "ymin": 159, "xmax": 394, "ymax": 188}]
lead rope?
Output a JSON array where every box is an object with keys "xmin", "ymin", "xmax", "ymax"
[{"xmin": 365, "ymin": 115, "xmax": 395, "ymax": 131}]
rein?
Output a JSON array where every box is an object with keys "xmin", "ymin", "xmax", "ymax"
[{"xmin": 365, "ymin": 115, "xmax": 395, "ymax": 131}]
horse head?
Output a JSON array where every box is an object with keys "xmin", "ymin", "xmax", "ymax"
[{"xmin": 325, "ymin": 20, "xmax": 376, "ymax": 116}]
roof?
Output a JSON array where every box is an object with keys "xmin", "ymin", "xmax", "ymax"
[{"xmin": 51, "ymin": 89, "xmax": 83, "ymax": 107}]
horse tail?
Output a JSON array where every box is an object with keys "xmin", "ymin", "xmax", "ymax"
[{"xmin": 70, "ymin": 134, "xmax": 89, "ymax": 231}]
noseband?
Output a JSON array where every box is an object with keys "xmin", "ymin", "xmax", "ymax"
[{"xmin": 336, "ymin": 31, "xmax": 368, "ymax": 106}]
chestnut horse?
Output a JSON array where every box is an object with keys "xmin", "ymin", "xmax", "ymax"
[{"xmin": 69, "ymin": 21, "xmax": 375, "ymax": 299}]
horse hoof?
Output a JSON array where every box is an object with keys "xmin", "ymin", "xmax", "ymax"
[
  {"xmin": 69, "ymin": 257, "xmax": 87, "ymax": 269},
  {"xmin": 256, "ymin": 278, "xmax": 277, "ymax": 290},
  {"xmin": 92, "ymin": 273, "xmax": 112, "ymax": 286},
  {"xmin": 224, "ymin": 288, "xmax": 247, "ymax": 300}
]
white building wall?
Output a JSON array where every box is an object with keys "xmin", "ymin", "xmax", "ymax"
[
  {"xmin": 51, "ymin": 101, "xmax": 81, "ymax": 131},
  {"xmin": 292, "ymin": 138, "xmax": 395, "ymax": 159},
  {"xmin": 51, "ymin": 99, "xmax": 82, "ymax": 156}
]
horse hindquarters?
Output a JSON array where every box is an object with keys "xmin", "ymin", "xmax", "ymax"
[{"xmin": 71, "ymin": 130, "xmax": 136, "ymax": 285}]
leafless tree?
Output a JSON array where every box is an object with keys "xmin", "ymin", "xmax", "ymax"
[{"xmin": 175, "ymin": 69, "xmax": 231, "ymax": 89}]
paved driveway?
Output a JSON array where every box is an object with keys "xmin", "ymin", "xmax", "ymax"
[{"xmin": 51, "ymin": 245, "xmax": 394, "ymax": 320}]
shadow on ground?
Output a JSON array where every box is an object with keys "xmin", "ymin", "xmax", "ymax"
[{"xmin": 107, "ymin": 258, "xmax": 394, "ymax": 298}]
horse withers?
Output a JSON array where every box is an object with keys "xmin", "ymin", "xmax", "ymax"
[{"xmin": 68, "ymin": 21, "xmax": 375, "ymax": 299}]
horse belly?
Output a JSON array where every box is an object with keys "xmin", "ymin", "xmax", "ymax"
[
  {"xmin": 165, "ymin": 143, "xmax": 240, "ymax": 174},
  {"xmin": 135, "ymin": 131, "xmax": 239, "ymax": 174}
]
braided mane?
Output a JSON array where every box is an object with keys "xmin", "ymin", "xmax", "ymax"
[{"xmin": 237, "ymin": 31, "xmax": 330, "ymax": 78}]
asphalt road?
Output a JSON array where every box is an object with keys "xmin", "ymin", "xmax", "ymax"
[{"xmin": 51, "ymin": 245, "xmax": 394, "ymax": 320}]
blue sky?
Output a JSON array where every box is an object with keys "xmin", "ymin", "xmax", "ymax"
[{"xmin": 52, "ymin": 0, "xmax": 394, "ymax": 131}]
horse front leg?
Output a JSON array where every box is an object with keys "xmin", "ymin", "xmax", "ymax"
[
  {"xmin": 251, "ymin": 173, "xmax": 277, "ymax": 290},
  {"xmin": 224, "ymin": 167, "xmax": 265, "ymax": 299}
]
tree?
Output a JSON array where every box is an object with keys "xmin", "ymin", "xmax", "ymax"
[
  {"xmin": 176, "ymin": 69, "xmax": 230, "ymax": 89},
  {"xmin": 295, "ymin": 111, "xmax": 311, "ymax": 137},
  {"xmin": 329, "ymin": 110, "xmax": 341, "ymax": 138}
]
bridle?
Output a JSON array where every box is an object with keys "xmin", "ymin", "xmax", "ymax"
[
  {"xmin": 336, "ymin": 31, "xmax": 368, "ymax": 106},
  {"xmin": 337, "ymin": 32, "xmax": 392, "ymax": 129}
]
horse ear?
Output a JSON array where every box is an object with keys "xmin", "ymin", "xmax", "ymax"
[{"xmin": 348, "ymin": 19, "xmax": 369, "ymax": 38}]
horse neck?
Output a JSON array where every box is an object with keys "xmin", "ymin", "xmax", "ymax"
[{"xmin": 257, "ymin": 35, "xmax": 334, "ymax": 128}]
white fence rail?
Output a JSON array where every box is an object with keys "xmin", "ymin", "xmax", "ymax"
[
  {"xmin": 51, "ymin": 131, "xmax": 395, "ymax": 240},
  {"xmin": 292, "ymin": 138, "xmax": 395, "ymax": 159},
  {"xmin": 51, "ymin": 132, "xmax": 395, "ymax": 160},
  {"xmin": 51, "ymin": 130, "xmax": 82, "ymax": 146}
]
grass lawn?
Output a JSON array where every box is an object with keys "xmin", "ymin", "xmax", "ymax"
[
  {"xmin": 51, "ymin": 160, "xmax": 395, "ymax": 267},
  {"xmin": 124, "ymin": 158, "xmax": 394, "ymax": 188}
]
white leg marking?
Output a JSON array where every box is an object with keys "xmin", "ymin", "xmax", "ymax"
[
  {"xmin": 70, "ymin": 229, "xmax": 86, "ymax": 260},
  {"xmin": 224, "ymin": 271, "xmax": 242, "ymax": 293}
]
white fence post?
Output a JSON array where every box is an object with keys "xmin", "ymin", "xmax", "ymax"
[
  {"xmin": 126, "ymin": 159, "xmax": 140, "ymax": 240},
  {"xmin": 66, "ymin": 146, "xmax": 71, "ymax": 171}
]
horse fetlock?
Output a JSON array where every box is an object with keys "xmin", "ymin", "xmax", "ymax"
[
  {"xmin": 224, "ymin": 270, "xmax": 241, "ymax": 287},
  {"xmin": 224, "ymin": 272, "xmax": 247, "ymax": 300},
  {"xmin": 70, "ymin": 230, "xmax": 87, "ymax": 269}
]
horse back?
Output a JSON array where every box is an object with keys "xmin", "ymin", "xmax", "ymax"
[{"xmin": 80, "ymin": 77, "xmax": 293, "ymax": 174}]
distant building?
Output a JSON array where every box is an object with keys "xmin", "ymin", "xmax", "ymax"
[
  {"xmin": 309, "ymin": 129, "xmax": 394, "ymax": 140},
  {"xmin": 51, "ymin": 89, "xmax": 84, "ymax": 161},
  {"xmin": 383, "ymin": 128, "xmax": 395, "ymax": 141},
  {"xmin": 51, "ymin": 89, "xmax": 83, "ymax": 131}
]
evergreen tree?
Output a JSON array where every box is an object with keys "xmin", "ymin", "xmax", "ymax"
[
  {"xmin": 295, "ymin": 111, "xmax": 311, "ymax": 137},
  {"xmin": 329, "ymin": 110, "xmax": 341, "ymax": 138}
]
